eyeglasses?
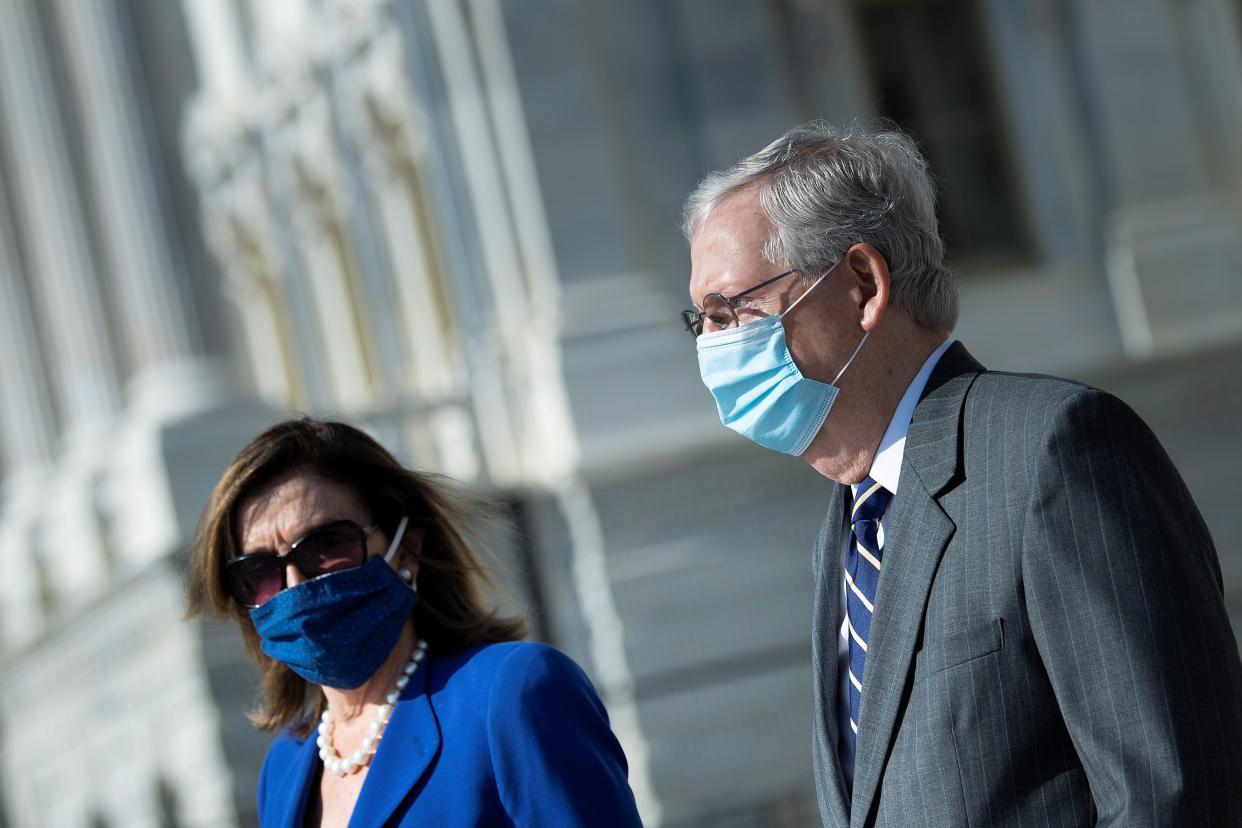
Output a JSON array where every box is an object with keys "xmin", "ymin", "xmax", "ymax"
[
  {"xmin": 680, "ymin": 269, "xmax": 802, "ymax": 337},
  {"xmin": 224, "ymin": 519, "xmax": 378, "ymax": 608}
]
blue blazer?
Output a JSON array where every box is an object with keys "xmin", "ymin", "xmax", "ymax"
[{"xmin": 257, "ymin": 641, "xmax": 643, "ymax": 827}]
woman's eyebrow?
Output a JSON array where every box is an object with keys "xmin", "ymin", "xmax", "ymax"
[{"xmin": 240, "ymin": 513, "xmax": 365, "ymax": 558}]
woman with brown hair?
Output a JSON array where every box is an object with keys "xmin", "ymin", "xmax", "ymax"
[{"xmin": 187, "ymin": 418, "xmax": 642, "ymax": 827}]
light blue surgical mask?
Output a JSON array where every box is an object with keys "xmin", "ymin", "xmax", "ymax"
[{"xmin": 695, "ymin": 272, "xmax": 869, "ymax": 455}]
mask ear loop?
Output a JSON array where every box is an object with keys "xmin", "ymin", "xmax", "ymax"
[
  {"xmin": 777, "ymin": 264, "xmax": 871, "ymax": 386},
  {"xmin": 383, "ymin": 516, "xmax": 410, "ymax": 564},
  {"xmin": 779, "ymin": 270, "xmax": 832, "ymax": 319},
  {"xmin": 831, "ymin": 331, "xmax": 870, "ymax": 386}
]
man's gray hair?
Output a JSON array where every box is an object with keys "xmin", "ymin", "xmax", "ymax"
[{"xmin": 682, "ymin": 121, "xmax": 958, "ymax": 331}]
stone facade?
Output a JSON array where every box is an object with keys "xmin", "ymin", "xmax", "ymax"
[{"xmin": 0, "ymin": 1, "xmax": 1239, "ymax": 826}]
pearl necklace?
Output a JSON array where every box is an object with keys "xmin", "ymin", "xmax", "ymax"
[{"xmin": 317, "ymin": 638, "xmax": 429, "ymax": 776}]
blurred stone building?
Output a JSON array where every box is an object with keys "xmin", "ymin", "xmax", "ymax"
[{"xmin": 1, "ymin": 0, "xmax": 1240, "ymax": 827}]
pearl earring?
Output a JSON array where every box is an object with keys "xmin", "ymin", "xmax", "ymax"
[{"xmin": 399, "ymin": 568, "xmax": 413, "ymax": 584}]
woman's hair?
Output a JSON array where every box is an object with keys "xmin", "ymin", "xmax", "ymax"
[
  {"xmin": 682, "ymin": 120, "xmax": 959, "ymax": 332},
  {"xmin": 186, "ymin": 417, "xmax": 526, "ymax": 737}
]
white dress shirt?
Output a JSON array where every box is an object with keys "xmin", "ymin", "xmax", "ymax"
[{"xmin": 836, "ymin": 338, "xmax": 954, "ymax": 783}]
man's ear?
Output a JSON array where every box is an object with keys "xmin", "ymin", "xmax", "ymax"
[{"xmin": 846, "ymin": 243, "xmax": 890, "ymax": 331}]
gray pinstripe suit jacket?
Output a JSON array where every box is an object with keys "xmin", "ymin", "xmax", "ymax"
[{"xmin": 811, "ymin": 342, "xmax": 1242, "ymax": 827}]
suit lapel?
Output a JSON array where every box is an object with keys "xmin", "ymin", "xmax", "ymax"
[
  {"xmin": 812, "ymin": 483, "xmax": 852, "ymax": 828},
  {"xmin": 347, "ymin": 655, "xmax": 442, "ymax": 828},
  {"xmin": 849, "ymin": 342, "xmax": 983, "ymax": 826}
]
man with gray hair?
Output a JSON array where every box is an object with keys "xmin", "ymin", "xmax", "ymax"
[{"xmin": 681, "ymin": 122, "xmax": 1242, "ymax": 826}]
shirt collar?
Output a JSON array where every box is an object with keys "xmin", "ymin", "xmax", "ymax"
[{"xmin": 853, "ymin": 338, "xmax": 955, "ymax": 498}]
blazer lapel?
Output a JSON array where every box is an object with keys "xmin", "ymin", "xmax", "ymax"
[
  {"xmin": 269, "ymin": 734, "xmax": 320, "ymax": 828},
  {"xmin": 347, "ymin": 655, "xmax": 442, "ymax": 828},
  {"xmin": 812, "ymin": 483, "xmax": 852, "ymax": 828},
  {"xmin": 849, "ymin": 342, "xmax": 983, "ymax": 826}
]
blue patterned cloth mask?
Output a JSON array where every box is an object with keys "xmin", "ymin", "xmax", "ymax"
[
  {"xmin": 695, "ymin": 272, "xmax": 869, "ymax": 455},
  {"xmin": 250, "ymin": 517, "xmax": 416, "ymax": 689}
]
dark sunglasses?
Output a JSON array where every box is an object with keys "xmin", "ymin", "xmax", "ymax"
[{"xmin": 224, "ymin": 519, "xmax": 378, "ymax": 608}]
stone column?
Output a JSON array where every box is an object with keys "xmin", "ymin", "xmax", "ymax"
[
  {"xmin": 0, "ymin": 166, "xmax": 54, "ymax": 651},
  {"xmin": 418, "ymin": 0, "xmax": 564, "ymax": 489},
  {"xmin": 203, "ymin": 183, "xmax": 302, "ymax": 408},
  {"xmin": 333, "ymin": 24, "xmax": 482, "ymax": 480},
  {"xmin": 350, "ymin": 82, "xmax": 458, "ymax": 399},
  {"xmin": 469, "ymin": 0, "xmax": 581, "ymax": 486},
  {"xmin": 52, "ymin": 0, "xmax": 203, "ymax": 379},
  {"xmin": 0, "ymin": 0, "xmax": 121, "ymax": 436},
  {"xmin": 180, "ymin": 0, "xmax": 322, "ymax": 410},
  {"xmin": 180, "ymin": 0, "xmax": 249, "ymax": 97},
  {"xmin": 39, "ymin": 0, "xmax": 257, "ymax": 574},
  {"xmin": 0, "ymin": 174, "xmax": 57, "ymax": 475},
  {"xmin": 249, "ymin": 0, "xmax": 314, "ymax": 76},
  {"xmin": 268, "ymin": 91, "xmax": 379, "ymax": 412},
  {"xmin": 0, "ymin": 0, "xmax": 119, "ymax": 608}
]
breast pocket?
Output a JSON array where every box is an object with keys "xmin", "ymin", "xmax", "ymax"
[{"xmin": 913, "ymin": 618, "xmax": 1005, "ymax": 684}]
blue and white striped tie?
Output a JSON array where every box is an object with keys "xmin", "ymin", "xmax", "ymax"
[{"xmin": 842, "ymin": 476, "xmax": 893, "ymax": 782}]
